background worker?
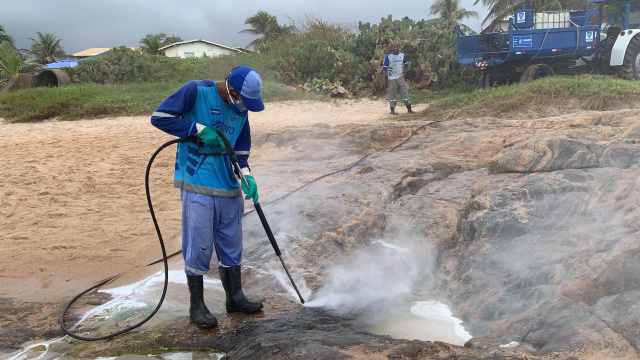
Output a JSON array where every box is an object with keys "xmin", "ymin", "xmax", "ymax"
[
  {"xmin": 150, "ymin": 66, "xmax": 264, "ymax": 329},
  {"xmin": 383, "ymin": 43, "xmax": 413, "ymax": 115}
]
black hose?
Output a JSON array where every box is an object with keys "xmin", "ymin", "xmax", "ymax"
[
  {"xmin": 59, "ymin": 119, "xmax": 434, "ymax": 341},
  {"xmin": 60, "ymin": 137, "xmax": 193, "ymax": 341}
]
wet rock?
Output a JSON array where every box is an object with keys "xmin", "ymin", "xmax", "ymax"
[
  {"xmin": 622, "ymin": 123, "xmax": 640, "ymax": 140},
  {"xmin": 598, "ymin": 144, "xmax": 635, "ymax": 169},
  {"xmin": 488, "ymin": 138, "xmax": 598, "ymax": 174},
  {"xmin": 0, "ymin": 298, "xmax": 66, "ymax": 349},
  {"xmin": 442, "ymin": 165, "xmax": 640, "ymax": 357},
  {"xmin": 592, "ymin": 290, "xmax": 640, "ymax": 352},
  {"xmin": 69, "ymin": 308, "xmax": 530, "ymax": 360}
]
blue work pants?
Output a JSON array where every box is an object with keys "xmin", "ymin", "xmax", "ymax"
[{"xmin": 181, "ymin": 190, "xmax": 244, "ymax": 276}]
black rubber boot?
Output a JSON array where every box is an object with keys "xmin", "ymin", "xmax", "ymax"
[
  {"xmin": 390, "ymin": 106, "xmax": 397, "ymax": 115},
  {"xmin": 186, "ymin": 275, "xmax": 218, "ymax": 328},
  {"xmin": 219, "ymin": 265, "xmax": 263, "ymax": 314},
  {"xmin": 406, "ymin": 104, "xmax": 413, "ymax": 113}
]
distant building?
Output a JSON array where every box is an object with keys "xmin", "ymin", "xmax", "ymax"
[
  {"xmin": 159, "ymin": 39, "xmax": 242, "ymax": 59},
  {"xmin": 72, "ymin": 47, "xmax": 138, "ymax": 59},
  {"xmin": 234, "ymin": 47, "xmax": 253, "ymax": 54}
]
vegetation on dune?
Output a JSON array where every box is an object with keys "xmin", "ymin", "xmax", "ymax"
[
  {"xmin": 2, "ymin": 74, "xmax": 637, "ymax": 123},
  {"xmin": 67, "ymin": 46, "xmax": 212, "ymax": 84},
  {"xmin": 0, "ymin": 80, "xmax": 314, "ymax": 123},
  {"xmin": 427, "ymin": 75, "xmax": 640, "ymax": 117},
  {"xmin": 64, "ymin": 14, "xmax": 472, "ymax": 95},
  {"xmin": 253, "ymin": 15, "xmax": 473, "ymax": 94}
]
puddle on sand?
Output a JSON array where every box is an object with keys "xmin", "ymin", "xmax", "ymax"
[{"xmin": 369, "ymin": 301, "xmax": 472, "ymax": 347}]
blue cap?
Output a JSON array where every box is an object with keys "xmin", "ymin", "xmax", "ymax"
[{"xmin": 228, "ymin": 66, "xmax": 264, "ymax": 112}]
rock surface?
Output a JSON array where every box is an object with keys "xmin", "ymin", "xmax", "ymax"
[{"xmin": 5, "ymin": 107, "xmax": 640, "ymax": 359}]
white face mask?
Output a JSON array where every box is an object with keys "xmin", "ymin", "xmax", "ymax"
[{"xmin": 226, "ymin": 80, "xmax": 247, "ymax": 113}]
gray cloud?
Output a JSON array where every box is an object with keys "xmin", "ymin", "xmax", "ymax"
[{"xmin": 2, "ymin": 0, "xmax": 489, "ymax": 54}]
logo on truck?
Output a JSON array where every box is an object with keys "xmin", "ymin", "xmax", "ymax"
[
  {"xmin": 586, "ymin": 31, "xmax": 594, "ymax": 42},
  {"xmin": 513, "ymin": 35, "xmax": 533, "ymax": 47}
]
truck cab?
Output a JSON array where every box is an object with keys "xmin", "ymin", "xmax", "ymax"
[{"xmin": 596, "ymin": 0, "xmax": 640, "ymax": 78}]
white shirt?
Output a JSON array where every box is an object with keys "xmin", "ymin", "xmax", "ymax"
[{"xmin": 383, "ymin": 52, "xmax": 409, "ymax": 80}]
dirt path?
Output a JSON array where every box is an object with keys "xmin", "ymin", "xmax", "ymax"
[{"xmin": 0, "ymin": 99, "xmax": 420, "ymax": 303}]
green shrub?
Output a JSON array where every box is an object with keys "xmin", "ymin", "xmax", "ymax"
[
  {"xmin": 257, "ymin": 16, "xmax": 473, "ymax": 94},
  {"xmin": 68, "ymin": 47, "xmax": 211, "ymax": 84},
  {"xmin": 65, "ymin": 15, "xmax": 474, "ymax": 94}
]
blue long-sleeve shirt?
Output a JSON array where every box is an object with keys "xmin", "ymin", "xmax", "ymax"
[{"xmin": 151, "ymin": 80, "xmax": 251, "ymax": 197}]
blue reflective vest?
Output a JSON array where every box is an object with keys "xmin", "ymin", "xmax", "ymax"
[{"xmin": 151, "ymin": 80, "xmax": 251, "ymax": 197}]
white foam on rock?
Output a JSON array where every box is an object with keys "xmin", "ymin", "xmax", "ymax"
[
  {"xmin": 499, "ymin": 341, "xmax": 520, "ymax": 348},
  {"xmin": 6, "ymin": 337, "xmax": 65, "ymax": 360},
  {"xmin": 371, "ymin": 240, "xmax": 410, "ymax": 253},
  {"xmin": 410, "ymin": 301, "xmax": 473, "ymax": 342},
  {"xmin": 75, "ymin": 269, "xmax": 222, "ymax": 327}
]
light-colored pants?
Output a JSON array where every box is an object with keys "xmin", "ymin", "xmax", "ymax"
[
  {"xmin": 181, "ymin": 190, "xmax": 244, "ymax": 276},
  {"xmin": 389, "ymin": 77, "xmax": 410, "ymax": 107}
]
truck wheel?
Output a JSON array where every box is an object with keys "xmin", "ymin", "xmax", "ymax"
[
  {"xmin": 520, "ymin": 65, "xmax": 535, "ymax": 82},
  {"xmin": 618, "ymin": 36, "xmax": 640, "ymax": 80},
  {"xmin": 521, "ymin": 64, "xmax": 554, "ymax": 82}
]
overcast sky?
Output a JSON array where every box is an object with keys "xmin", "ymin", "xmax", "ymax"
[{"xmin": 3, "ymin": 0, "xmax": 489, "ymax": 54}]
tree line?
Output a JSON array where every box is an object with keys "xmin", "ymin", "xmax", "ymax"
[{"xmin": 0, "ymin": 1, "xmax": 594, "ymax": 87}]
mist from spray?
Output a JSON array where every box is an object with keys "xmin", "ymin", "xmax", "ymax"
[
  {"xmin": 294, "ymin": 235, "xmax": 474, "ymax": 345},
  {"xmin": 303, "ymin": 237, "xmax": 431, "ymax": 312}
]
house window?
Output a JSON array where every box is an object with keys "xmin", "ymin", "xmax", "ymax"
[{"xmin": 183, "ymin": 52, "xmax": 195, "ymax": 58}]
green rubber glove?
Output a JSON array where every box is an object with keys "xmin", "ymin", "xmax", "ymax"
[
  {"xmin": 197, "ymin": 126, "xmax": 226, "ymax": 150},
  {"xmin": 241, "ymin": 175, "xmax": 259, "ymax": 203}
]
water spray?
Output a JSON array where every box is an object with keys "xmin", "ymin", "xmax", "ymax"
[{"xmin": 214, "ymin": 130, "xmax": 305, "ymax": 304}]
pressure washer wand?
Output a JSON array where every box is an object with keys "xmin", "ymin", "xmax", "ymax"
[{"xmin": 215, "ymin": 130, "xmax": 306, "ymax": 304}]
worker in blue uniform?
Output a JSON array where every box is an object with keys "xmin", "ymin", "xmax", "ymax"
[{"xmin": 151, "ymin": 66, "xmax": 264, "ymax": 328}]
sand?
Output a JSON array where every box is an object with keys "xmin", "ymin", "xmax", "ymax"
[{"xmin": 0, "ymin": 99, "xmax": 423, "ymax": 302}]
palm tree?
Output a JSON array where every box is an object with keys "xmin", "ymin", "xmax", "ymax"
[
  {"xmin": 240, "ymin": 11, "xmax": 291, "ymax": 49},
  {"xmin": 475, "ymin": 0, "xmax": 590, "ymax": 29},
  {"xmin": 0, "ymin": 41, "xmax": 40, "ymax": 78},
  {"xmin": 139, "ymin": 33, "xmax": 167, "ymax": 55},
  {"xmin": 163, "ymin": 35, "xmax": 183, "ymax": 47},
  {"xmin": 28, "ymin": 32, "xmax": 65, "ymax": 65},
  {"xmin": 0, "ymin": 25, "xmax": 14, "ymax": 47},
  {"xmin": 430, "ymin": 0, "xmax": 480, "ymax": 22}
]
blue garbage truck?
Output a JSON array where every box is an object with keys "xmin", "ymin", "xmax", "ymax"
[{"xmin": 456, "ymin": 0, "xmax": 640, "ymax": 87}]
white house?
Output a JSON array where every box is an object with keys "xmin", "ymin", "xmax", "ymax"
[{"xmin": 159, "ymin": 39, "xmax": 242, "ymax": 58}]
